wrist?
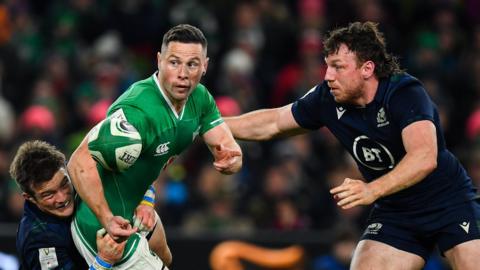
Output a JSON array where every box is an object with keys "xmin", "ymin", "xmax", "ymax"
[
  {"xmin": 100, "ymin": 213, "xmax": 114, "ymax": 229},
  {"xmin": 90, "ymin": 255, "xmax": 113, "ymax": 270},
  {"xmin": 141, "ymin": 185, "xmax": 155, "ymax": 207},
  {"xmin": 368, "ymin": 180, "xmax": 385, "ymax": 199}
]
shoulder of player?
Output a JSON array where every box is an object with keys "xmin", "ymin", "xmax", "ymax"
[
  {"xmin": 20, "ymin": 221, "xmax": 67, "ymax": 252},
  {"xmin": 384, "ymin": 73, "xmax": 425, "ymax": 102},
  {"xmin": 299, "ymin": 82, "xmax": 334, "ymax": 104},
  {"xmin": 116, "ymin": 77, "xmax": 159, "ymax": 104},
  {"xmin": 187, "ymin": 83, "xmax": 216, "ymax": 108},
  {"xmin": 190, "ymin": 83, "xmax": 210, "ymax": 97}
]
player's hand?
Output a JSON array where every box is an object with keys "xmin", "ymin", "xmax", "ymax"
[
  {"xmin": 133, "ymin": 204, "xmax": 157, "ymax": 233},
  {"xmin": 212, "ymin": 144, "xmax": 242, "ymax": 175},
  {"xmin": 105, "ymin": 216, "xmax": 137, "ymax": 243},
  {"xmin": 330, "ymin": 178, "xmax": 378, "ymax": 209},
  {"xmin": 96, "ymin": 228, "xmax": 126, "ymax": 264}
]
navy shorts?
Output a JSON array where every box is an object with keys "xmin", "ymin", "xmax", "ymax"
[{"xmin": 360, "ymin": 199, "xmax": 480, "ymax": 261}]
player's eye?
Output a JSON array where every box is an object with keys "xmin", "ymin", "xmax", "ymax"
[
  {"xmin": 42, "ymin": 193, "xmax": 54, "ymax": 200},
  {"xmin": 61, "ymin": 178, "xmax": 70, "ymax": 188},
  {"xmin": 187, "ymin": 62, "xmax": 199, "ymax": 68}
]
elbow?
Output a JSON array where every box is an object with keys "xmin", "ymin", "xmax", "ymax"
[{"xmin": 422, "ymin": 156, "xmax": 437, "ymax": 175}]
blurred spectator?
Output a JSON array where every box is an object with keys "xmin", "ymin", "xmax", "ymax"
[
  {"xmin": 0, "ymin": 1, "xmax": 479, "ymax": 268},
  {"xmin": 0, "ymin": 251, "xmax": 19, "ymax": 270},
  {"xmin": 182, "ymin": 165, "xmax": 253, "ymax": 234},
  {"xmin": 466, "ymin": 108, "xmax": 480, "ymax": 141},
  {"xmin": 271, "ymin": 29, "xmax": 326, "ymax": 106},
  {"xmin": 0, "ymin": 3, "xmax": 12, "ymax": 45},
  {"xmin": 0, "ymin": 96, "xmax": 15, "ymax": 143},
  {"xmin": 312, "ymin": 225, "xmax": 358, "ymax": 270},
  {"xmin": 273, "ymin": 197, "xmax": 310, "ymax": 230},
  {"xmin": 1, "ymin": 179, "xmax": 24, "ymax": 222},
  {"xmin": 215, "ymin": 96, "xmax": 242, "ymax": 117}
]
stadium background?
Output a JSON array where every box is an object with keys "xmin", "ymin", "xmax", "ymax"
[{"xmin": 1, "ymin": 0, "xmax": 480, "ymax": 269}]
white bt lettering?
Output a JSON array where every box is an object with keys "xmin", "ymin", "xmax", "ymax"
[{"xmin": 362, "ymin": 147, "xmax": 383, "ymax": 162}]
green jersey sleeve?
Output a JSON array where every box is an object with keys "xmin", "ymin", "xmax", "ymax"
[{"xmin": 198, "ymin": 85, "xmax": 224, "ymax": 135}]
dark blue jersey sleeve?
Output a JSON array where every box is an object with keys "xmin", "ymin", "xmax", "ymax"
[
  {"xmin": 388, "ymin": 84, "xmax": 435, "ymax": 130},
  {"xmin": 22, "ymin": 231, "xmax": 77, "ymax": 270},
  {"xmin": 291, "ymin": 85, "xmax": 325, "ymax": 129}
]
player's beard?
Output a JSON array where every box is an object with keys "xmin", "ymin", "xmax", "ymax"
[{"xmin": 334, "ymin": 83, "xmax": 364, "ymax": 105}]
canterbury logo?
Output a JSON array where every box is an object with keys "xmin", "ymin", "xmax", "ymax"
[{"xmin": 155, "ymin": 142, "xmax": 170, "ymax": 156}]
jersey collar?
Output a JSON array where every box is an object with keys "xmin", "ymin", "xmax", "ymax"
[
  {"xmin": 25, "ymin": 200, "xmax": 70, "ymax": 223},
  {"xmin": 373, "ymin": 77, "xmax": 389, "ymax": 105},
  {"xmin": 152, "ymin": 72, "xmax": 186, "ymax": 120}
]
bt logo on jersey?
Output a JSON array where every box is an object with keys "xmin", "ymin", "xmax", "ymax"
[{"xmin": 353, "ymin": 135, "xmax": 395, "ymax": 170}]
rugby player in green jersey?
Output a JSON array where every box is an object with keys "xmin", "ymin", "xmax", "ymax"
[{"xmin": 67, "ymin": 24, "xmax": 243, "ymax": 269}]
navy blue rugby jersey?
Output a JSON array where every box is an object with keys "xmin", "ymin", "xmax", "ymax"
[
  {"xmin": 16, "ymin": 201, "xmax": 87, "ymax": 270},
  {"xmin": 292, "ymin": 73, "xmax": 476, "ymax": 212}
]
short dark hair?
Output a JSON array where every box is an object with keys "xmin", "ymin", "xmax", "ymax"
[
  {"xmin": 10, "ymin": 140, "xmax": 65, "ymax": 196},
  {"xmin": 162, "ymin": 24, "xmax": 207, "ymax": 51},
  {"xmin": 324, "ymin": 21, "xmax": 402, "ymax": 78}
]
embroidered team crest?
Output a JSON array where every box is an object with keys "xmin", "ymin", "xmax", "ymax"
[
  {"xmin": 376, "ymin": 107, "xmax": 390, "ymax": 127},
  {"xmin": 364, "ymin": 223, "xmax": 383, "ymax": 235}
]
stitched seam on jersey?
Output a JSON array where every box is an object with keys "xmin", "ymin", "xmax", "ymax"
[
  {"xmin": 111, "ymin": 173, "xmax": 127, "ymax": 219},
  {"xmin": 109, "ymin": 171, "xmax": 141, "ymax": 263}
]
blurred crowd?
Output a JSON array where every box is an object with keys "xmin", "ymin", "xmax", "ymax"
[{"xmin": 1, "ymin": 0, "xmax": 480, "ymax": 269}]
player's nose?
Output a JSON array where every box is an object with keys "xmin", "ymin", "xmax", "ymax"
[
  {"xmin": 177, "ymin": 64, "xmax": 188, "ymax": 79},
  {"xmin": 324, "ymin": 66, "xmax": 335, "ymax": 82},
  {"xmin": 55, "ymin": 190, "xmax": 69, "ymax": 204}
]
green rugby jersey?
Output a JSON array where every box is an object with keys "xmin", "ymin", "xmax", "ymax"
[{"xmin": 73, "ymin": 73, "xmax": 223, "ymax": 261}]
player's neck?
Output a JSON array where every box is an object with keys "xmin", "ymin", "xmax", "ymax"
[
  {"xmin": 172, "ymin": 101, "xmax": 185, "ymax": 114},
  {"xmin": 357, "ymin": 78, "xmax": 379, "ymax": 107}
]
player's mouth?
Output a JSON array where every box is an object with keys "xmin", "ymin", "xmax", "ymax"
[
  {"xmin": 330, "ymin": 87, "xmax": 340, "ymax": 95},
  {"xmin": 174, "ymin": 84, "xmax": 190, "ymax": 90},
  {"xmin": 57, "ymin": 200, "xmax": 71, "ymax": 210}
]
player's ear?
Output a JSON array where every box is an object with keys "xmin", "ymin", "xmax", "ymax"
[
  {"xmin": 157, "ymin": 52, "xmax": 162, "ymax": 68},
  {"xmin": 22, "ymin": 192, "xmax": 35, "ymax": 203},
  {"xmin": 202, "ymin": 57, "xmax": 209, "ymax": 76},
  {"xmin": 362, "ymin": 60, "xmax": 375, "ymax": 79}
]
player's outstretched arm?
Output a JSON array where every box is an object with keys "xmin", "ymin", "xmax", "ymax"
[
  {"xmin": 224, "ymin": 104, "xmax": 307, "ymax": 141},
  {"xmin": 68, "ymin": 138, "xmax": 136, "ymax": 242},
  {"xmin": 203, "ymin": 122, "xmax": 243, "ymax": 175}
]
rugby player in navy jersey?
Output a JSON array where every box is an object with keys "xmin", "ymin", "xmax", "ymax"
[
  {"xmin": 225, "ymin": 21, "xmax": 480, "ymax": 270},
  {"xmin": 10, "ymin": 140, "xmax": 147, "ymax": 269}
]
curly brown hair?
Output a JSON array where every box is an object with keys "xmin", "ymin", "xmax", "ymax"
[
  {"xmin": 324, "ymin": 21, "xmax": 402, "ymax": 78},
  {"xmin": 10, "ymin": 140, "xmax": 65, "ymax": 196}
]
